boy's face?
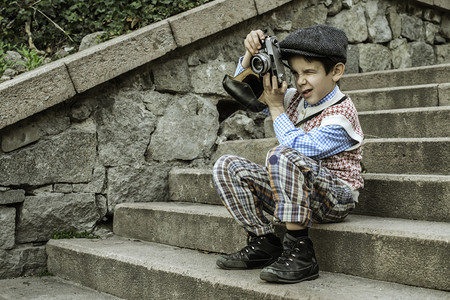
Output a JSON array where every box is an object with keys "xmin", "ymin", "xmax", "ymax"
[{"xmin": 288, "ymin": 56, "xmax": 344, "ymax": 105}]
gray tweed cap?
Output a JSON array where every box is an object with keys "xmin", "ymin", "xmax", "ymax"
[{"xmin": 279, "ymin": 24, "xmax": 348, "ymax": 64}]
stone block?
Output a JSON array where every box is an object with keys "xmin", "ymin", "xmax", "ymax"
[
  {"xmin": 95, "ymin": 90, "xmax": 156, "ymax": 167},
  {"xmin": 326, "ymin": 4, "xmax": 368, "ymax": 43},
  {"xmin": 0, "ymin": 107, "xmax": 70, "ymax": 153},
  {"xmin": 439, "ymin": 83, "xmax": 450, "ymax": 106},
  {"xmin": 0, "ymin": 129, "xmax": 97, "ymax": 186},
  {"xmin": 0, "ymin": 61, "xmax": 76, "ymax": 130},
  {"xmin": 168, "ymin": 0, "xmax": 257, "ymax": 47},
  {"xmin": 190, "ymin": 61, "xmax": 236, "ymax": 96},
  {"xmin": 0, "ymin": 245, "xmax": 47, "ymax": 279},
  {"xmin": 147, "ymin": 94, "xmax": 219, "ymax": 161},
  {"xmin": 16, "ymin": 193, "xmax": 100, "ymax": 243},
  {"xmin": 254, "ymin": 0, "xmax": 293, "ymax": 15},
  {"xmin": 64, "ymin": 21, "xmax": 176, "ymax": 93},
  {"xmin": 0, "ymin": 189, "xmax": 25, "ymax": 205},
  {"xmin": 153, "ymin": 58, "xmax": 192, "ymax": 93},
  {"xmin": 358, "ymin": 44, "xmax": 392, "ymax": 72},
  {"xmin": 0, "ymin": 207, "xmax": 15, "ymax": 250}
]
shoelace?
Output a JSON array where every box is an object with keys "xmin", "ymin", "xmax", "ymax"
[
  {"xmin": 276, "ymin": 240, "xmax": 305, "ymax": 265},
  {"xmin": 239, "ymin": 236, "xmax": 262, "ymax": 256}
]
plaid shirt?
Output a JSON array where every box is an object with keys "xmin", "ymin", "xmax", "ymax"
[{"xmin": 234, "ymin": 59, "xmax": 356, "ymax": 160}]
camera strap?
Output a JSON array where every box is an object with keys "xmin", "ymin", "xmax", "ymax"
[{"xmin": 296, "ymin": 95, "xmax": 348, "ymax": 126}]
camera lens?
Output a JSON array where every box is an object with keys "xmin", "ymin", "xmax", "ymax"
[{"xmin": 250, "ymin": 53, "xmax": 271, "ymax": 75}]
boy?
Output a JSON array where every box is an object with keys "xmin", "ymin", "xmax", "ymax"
[{"xmin": 213, "ymin": 25, "xmax": 364, "ymax": 283}]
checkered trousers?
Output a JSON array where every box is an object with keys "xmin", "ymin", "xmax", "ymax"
[{"xmin": 212, "ymin": 145, "xmax": 356, "ymax": 236}]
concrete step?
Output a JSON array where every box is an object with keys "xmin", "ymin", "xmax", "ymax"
[
  {"xmin": 112, "ymin": 202, "xmax": 450, "ymax": 290},
  {"xmin": 359, "ymin": 106, "xmax": 450, "ymax": 138},
  {"xmin": 211, "ymin": 137, "xmax": 450, "ymax": 174},
  {"xmin": 345, "ymin": 84, "xmax": 448, "ymax": 111},
  {"xmin": 46, "ymin": 236, "xmax": 450, "ymax": 299},
  {"xmin": 340, "ymin": 63, "xmax": 450, "ymax": 91},
  {"xmin": 0, "ymin": 276, "xmax": 123, "ymax": 300},
  {"xmin": 169, "ymin": 168, "xmax": 450, "ymax": 223}
]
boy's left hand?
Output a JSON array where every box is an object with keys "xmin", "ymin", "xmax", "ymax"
[{"xmin": 259, "ymin": 73, "xmax": 287, "ymax": 119}]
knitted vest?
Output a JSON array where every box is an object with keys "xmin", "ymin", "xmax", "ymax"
[
  {"xmin": 303, "ymin": 98, "xmax": 364, "ymax": 189},
  {"xmin": 286, "ymin": 89, "xmax": 364, "ymax": 190}
]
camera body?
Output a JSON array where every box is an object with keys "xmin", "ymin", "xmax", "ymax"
[{"xmin": 250, "ymin": 36, "xmax": 286, "ymax": 85}]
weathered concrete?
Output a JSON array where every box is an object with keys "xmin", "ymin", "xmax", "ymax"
[
  {"xmin": 355, "ymin": 173, "xmax": 450, "ymax": 222},
  {"xmin": 46, "ymin": 236, "xmax": 450, "ymax": 299},
  {"xmin": 113, "ymin": 202, "xmax": 247, "ymax": 254},
  {"xmin": 169, "ymin": 168, "xmax": 220, "ymax": 205},
  {"xmin": 0, "ymin": 276, "xmax": 123, "ymax": 300},
  {"xmin": 0, "ymin": 61, "xmax": 76, "ymax": 130},
  {"xmin": 340, "ymin": 63, "xmax": 450, "ymax": 90},
  {"xmin": 358, "ymin": 106, "xmax": 450, "ymax": 138},
  {"xmin": 168, "ymin": 168, "xmax": 450, "ymax": 223},
  {"xmin": 112, "ymin": 203, "xmax": 450, "ymax": 290},
  {"xmin": 168, "ymin": 0, "xmax": 258, "ymax": 47},
  {"xmin": 64, "ymin": 21, "xmax": 176, "ymax": 93},
  {"xmin": 345, "ymin": 84, "xmax": 440, "ymax": 111}
]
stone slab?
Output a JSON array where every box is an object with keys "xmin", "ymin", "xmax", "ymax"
[
  {"xmin": 64, "ymin": 21, "xmax": 176, "ymax": 93},
  {"xmin": 113, "ymin": 202, "xmax": 450, "ymax": 290},
  {"xmin": 356, "ymin": 173, "xmax": 450, "ymax": 222},
  {"xmin": 439, "ymin": 83, "xmax": 450, "ymax": 106},
  {"xmin": 0, "ymin": 61, "xmax": 76, "ymax": 130},
  {"xmin": 345, "ymin": 84, "xmax": 440, "ymax": 111},
  {"xmin": 0, "ymin": 276, "xmax": 122, "ymax": 300},
  {"xmin": 47, "ymin": 236, "xmax": 450, "ymax": 299},
  {"xmin": 358, "ymin": 106, "xmax": 450, "ymax": 138},
  {"xmin": 168, "ymin": 0, "xmax": 257, "ymax": 47},
  {"xmin": 212, "ymin": 137, "xmax": 450, "ymax": 175},
  {"xmin": 254, "ymin": 0, "xmax": 293, "ymax": 15},
  {"xmin": 0, "ymin": 189, "xmax": 25, "ymax": 205},
  {"xmin": 340, "ymin": 63, "xmax": 450, "ymax": 91},
  {"xmin": 168, "ymin": 167, "xmax": 450, "ymax": 222}
]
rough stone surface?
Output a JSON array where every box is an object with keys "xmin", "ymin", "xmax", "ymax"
[
  {"xmin": 153, "ymin": 58, "xmax": 192, "ymax": 93},
  {"xmin": 409, "ymin": 41, "xmax": 436, "ymax": 67},
  {"xmin": 0, "ymin": 106, "xmax": 70, "ymax": 153},
  {"xmin": 95, "ymin": 90, "xmax": 156, "ymax": 167},
  {"xmin": 16, "ymin": 193, "xmax": 101, "ymax": 243},
  {"xmin": 65, "ymin": 21, "xmax": 176, "ymax": 93},
  {"xmin": 358, "ymin": 44, "xmax": 392, "ymax": 72},
  {"xmin": 401, "ymin": 14, "xmax": 424, "ymax": 41},
  {"xmin": 0, "ymin": 189, "xmax": 25, "ymax": 205},
  {"xmin": 0, "ymin": 128, "xmax": 97, "ymax": 186},
  {"xmin": 0, "ymin": 61, "xmax": 76, "ymax": 130},
  {"xmin": 0, "ymin": 207, "xmax": 15, "ymax": 250},
  {"xmin": 366, "ymin": 0, "xmax": 392, "ymax": 43},
  {"xmin": 147, "ymin": 94, "xmax": 219, "ymax": 161},
  {"xmin": 0, "ymin": 245, "xmax": 47, "ymax": 279},
  {"xmin": 168, "ymin": 0, "xmax": 257, "ymax": 47},
  {"xmin": 190, "ymin": 60, "xmax": 236, "ymax": 96},
  {"xmin": 326, "ymin": 4, "xmax": 368, "ymax": 43},
  {"xmin": 107, "ymin": 163, "xmax": 172, "ymax": 213}
]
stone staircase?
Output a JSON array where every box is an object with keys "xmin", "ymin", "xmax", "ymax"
[{"xmin": 46, "ymin": 64, "xmax": 450, "ymax": 299}]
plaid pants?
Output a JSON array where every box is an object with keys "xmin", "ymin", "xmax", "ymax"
[{"xmin": 213, "ymin": 145, "xmax": 356, "ymax": 236}]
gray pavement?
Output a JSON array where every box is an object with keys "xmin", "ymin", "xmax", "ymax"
[{"xmin": 0, "ymin": 276, "xmax": 122, "ymax": 300}]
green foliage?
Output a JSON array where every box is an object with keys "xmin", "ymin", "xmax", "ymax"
[
  {"xmin": 52, "ymin": 230, "xmax": 99, "ymax": 240},
  {"xmin": 0, "ymin": 0, "xmax": 212, "ymax": 56},
  {"xmin": 38, "ymin": 267, "xmax": 54, "ymax": 277},
  {"xmin": 17, "ymin": 46, "xmax": 46, "ymax": 71}
]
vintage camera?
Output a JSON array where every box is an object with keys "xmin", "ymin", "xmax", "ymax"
[{"xmin": 250, "ymin": 36, "xmax": 286, "ymax": 85}]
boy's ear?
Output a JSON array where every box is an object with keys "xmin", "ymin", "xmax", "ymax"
[{"xmin": 332, "ymin": 62, "xmax": 345, "ymax": 82}]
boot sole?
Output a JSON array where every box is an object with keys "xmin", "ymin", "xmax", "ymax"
[{"xmin": 259, "ymin": 271, "xmax": 319, "ymax": 284}]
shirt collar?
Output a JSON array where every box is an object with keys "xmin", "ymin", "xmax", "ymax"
[{"xmin": 304, "ymin": 85, "xmax": 338, "ymax": 108}]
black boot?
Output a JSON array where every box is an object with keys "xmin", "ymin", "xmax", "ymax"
[
  {"xmin": 216, "ymin": 234, "xmax": 283, "ymax": 270},
  {"xmin": 259, "ymin": 233, "xmax": 319, "ymax": 283}
]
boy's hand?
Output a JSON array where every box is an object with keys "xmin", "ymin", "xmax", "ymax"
[
  {"xmin": 260, "ymin": 73, "xmax": 288, "ymax": 120},
  {"xmin": 242, "ymin": 29, "xmax": 265, "ymax": 69}
]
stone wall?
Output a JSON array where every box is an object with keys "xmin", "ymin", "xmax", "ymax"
[{"xmin": 0, "ymin": 0, "xmax": 449, "ymax": 279}]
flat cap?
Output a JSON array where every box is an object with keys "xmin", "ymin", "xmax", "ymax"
[{"xmin": 279, "ymin": 24, "xmax": 348, "ymax": 64}]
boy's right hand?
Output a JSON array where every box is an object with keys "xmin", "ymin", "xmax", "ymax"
[{"xmin": 242, "ymin": 29, "xmax": 266, "ymax": 69}]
